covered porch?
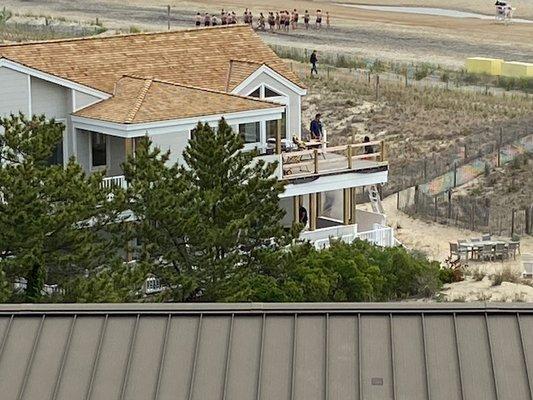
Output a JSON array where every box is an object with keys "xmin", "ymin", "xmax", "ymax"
[{"xmin": 280, "ymin": 185, "xmax": 395, "ymax": 248}]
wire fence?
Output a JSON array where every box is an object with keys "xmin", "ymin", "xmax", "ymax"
[
  {"xmin": 273, "ymin": 43, "xmax": 533, "ymax": 95},
  {"xmin": 397, "ymin": 132, "xmax": 533, "ymax": 236},
  {"xmin": 397, "ymin": 187, "xmax": 533, "ymax": 237}
]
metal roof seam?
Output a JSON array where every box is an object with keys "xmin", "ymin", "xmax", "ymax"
[
  {"xmin": 421, "ymin": 314, "xmax": 432, "ymax": 400},
  {"xmin": 389, "ymin": 313, "xmax": 397, "ymax": 400},
  {"xmin": 17, "ymin": 314, "xmax": 46, "ymax": 400},
  {"xmin": 516, "ymin": 313, "xmax": 533, "ymax": 400},
  {"xmin": 85, "ymin": 314, "xmax": 109, "ymax": 400},
  {"xmin": 0, "ymin": 315, "xmax": 14, "ymax": 367},
  {"xmin": 187, "ymin": 314, "xmax": 203, "ymax": 400},
  {"xmin": 484, "ymin": 313, "xmax": 500, "ymax": 400},
  {"xmin": 452, "ymin": 313, "xmax": 466, "ymax": 400},
  {"xmin": 51, "ymin": 315, "xmax": 77, "ymax": 400},
  {"xmin": 290, "ymin": 313, "xmax": 298, "ymax": 400},
  {"xmin": 221, "ymin": 314, "xmax": 235, "ymax": 400},
  {"xmin": 152, "ymin": 314, "xmax": 172, "ymax": 400},
  {"xmin": 119, "ymin": 314, "xmax": 140, "ymax": 400}
]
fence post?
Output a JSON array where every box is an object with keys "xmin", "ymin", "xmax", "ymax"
[
  {"xmin": 511, "ymin": 209, "xmax": 515, "ymax": 238},
  {"xmin": 414, "ymin": 185, "xmax": 419, "ymax": 214},
  {"xmin": 453, "ymin": 163, "xmax": 458, "ymax": 188},
  {"xmin": 167, "ymin": 5, "xmax": 171, "ymax": 30},
  {"xmin": 313, "ymin": 149, "xmax": 319, "ymax": 174},
  {"xmin": 525, "ymin": 206, "xmax": 531, "ymax": 235},
  {"xmin": 447, "ymin": 190, "xmax": 452, "ymax": 220},
  {"xmin": 375, "ymin": 75, "xmax": 380, "ymax": 101},
  {"xmin": 396, "ymin": 191, "xmax": 400, "ymax": 210},
  {"xmin": 497, "ymin": 127, "xmax": 503, "ymax": 167}
]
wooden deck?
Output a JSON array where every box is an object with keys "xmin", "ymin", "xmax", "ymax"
[{"xmin": 281, "ymin": 141, "xmax": 388, "ymax": 179}]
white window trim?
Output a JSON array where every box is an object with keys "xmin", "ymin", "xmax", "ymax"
[
  {"xmin": 71, "ymin": 107, "xmax": 284, "ymax": 138},
  {"xmin": 231, "ymin": 64, "xmax": 307, "ymax": 96}
]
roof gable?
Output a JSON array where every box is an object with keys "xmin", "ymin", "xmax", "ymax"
[{"xmin": 0, "ymin": 25, "xmax": 304, "ymax": 95}]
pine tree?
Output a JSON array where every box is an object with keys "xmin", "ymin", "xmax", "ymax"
[
  {"xmin": 124, "ymin": 119, "xmax": 291, "ymax": 301},
  {"xmin": 0, "ymin": 114, "xmax": 125, "ymax": 301}
]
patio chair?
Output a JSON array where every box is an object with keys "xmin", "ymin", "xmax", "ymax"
[
  {"xmin": 480, "ymin": 244, "xmax": 494, "ymax": 262},
  {"xmin": 450, "ymin": 243, "xmax": 468, "ymax": 260},
  {"xmin": 508, "ymin": 242, "xmax": 520, "ymax": 260},
  {"xmin": 457, "ymin": 240, "xmax": 470, "ymax": 259},
  {"xmin": 494, "ymin": 243, "xmax": 508, "ymax": 261},
  {"xmin": 522, "ymin": 254, "xmax": 533, "ymax": 278},
  {"xmin": 482, "ymin": 234, "xmax": 492, "ymax": 241},
  {"xmin": 510, "ymin": 240, "xmax": 521, "ymax": 255}
]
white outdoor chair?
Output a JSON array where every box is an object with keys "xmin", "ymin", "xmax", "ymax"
[{"xmin": 522, "ymin": 254, "xmax": 533, "ymax": 278}]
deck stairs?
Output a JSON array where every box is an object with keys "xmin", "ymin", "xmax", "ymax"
[{"xmin": 368, "ymin": 185, "xmax": 384, "ymax": 214}]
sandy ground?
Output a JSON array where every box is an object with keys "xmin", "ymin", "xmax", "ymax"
[
  {"xmin": 381, "ymin": 194, "xmax": 533, "ymax": 302},
  {"xmin": 3, "ymin": 0, "xmax": 533, "ymax": 68}
]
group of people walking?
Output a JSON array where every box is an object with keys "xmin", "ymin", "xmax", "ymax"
[{"xmin": 194, "ymin": 9, "xmax": 330, "ymax": 31}]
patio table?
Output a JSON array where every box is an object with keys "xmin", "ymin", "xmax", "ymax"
[{"xmin": 461, "ymin": 240, "xmax": 509, "ymax": 260}]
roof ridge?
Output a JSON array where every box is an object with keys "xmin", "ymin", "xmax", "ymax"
[
  {"xmin": 124, "ymin": 78, "xmax": 153, "ymax": 123},
  {"xmin": 225, "ymin": 60, "xmax": 235, "ymax": 92},
  {"xmin": 0, "ymin": 24, "xmax": 251, "ymax": 48},
  {"xmin": 229, "ymin": 58, "xmax": 265, "ymax": 65},
  {"xmin": 122, "ymin": 74, "xmax": 283, "ymax": 107}
]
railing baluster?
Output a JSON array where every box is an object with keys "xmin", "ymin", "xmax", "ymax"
[{"xmin": 314, "ymin": 149, "xmax": 319, "ymax": 174}]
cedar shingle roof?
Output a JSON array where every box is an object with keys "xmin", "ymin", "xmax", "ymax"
[
  {"xmin": 0, "ymin": 25, "xmax": 303, "ymax": 95},
  {"xmin": 225, "ymin": 59, "xmax": 264, "ymax": 91},
  {"xmin": 73, "ymin": 76, "xmax": 281, "ymax": 124}
]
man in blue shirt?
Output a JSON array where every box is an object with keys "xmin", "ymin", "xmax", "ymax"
[{"xmin": 310, "ymin": 113, "xmax": 323, "ymax": 140}]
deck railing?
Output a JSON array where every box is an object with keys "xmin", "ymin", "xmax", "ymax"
[
  {"xmin": 101, "ymin": 175, "xmax": 127, "ymax": 189},
  {"xmin": 310, "ymin": 224, "xmax": 395, "ymax": 249},
  {"xmin": 280, "ymin": 140, "xmax": 387, "ymax": 179}
]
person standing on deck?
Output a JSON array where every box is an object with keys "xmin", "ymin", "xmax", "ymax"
[
  {"xmin": 292, "ymin": 9, "xmax": 299, "ymax": 29},
  {"xmin": 326, "ymin": 11, "xmax": 330, "ymax": 29},
  {"xmin": 204, "ymin": 13, "xmax": 211, "ymax": 27},
  {"xmin": 195, "ymin": 13, "xmax": 202, "ymax": 27},
  {"xmin": 275, "ymin": 12, "xmax": 280, "ymax": 30},
  {"xmin": 310, "ymin": 114, "xmax": 323, "ymax": 140},
  {"xmin": 304, "ymin": 10, "xmax": 310, "ymax": 30},
  {"xmin": 310, "ymin": 50, "xmax": 318, "ymax": 76}
]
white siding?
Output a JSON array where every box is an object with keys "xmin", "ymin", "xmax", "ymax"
[
  {"xmin": 72, "ymin": 91, "xmax": 103, "ymax": 165},
  {"xmin": 108, "ymin": 135, "xmax": 125, "ymax": 176},
  {"xmin": 235, "ymin": 72, "xmax": 302, "ymax": 139},
  {"xmin": 31, "ymin": 77, "xmax": 69, "ymax": 119},
  {"xmin": 150, "ymin": 131, "xmax": 190, "ymax": 166},
  {"xmin": 76, "ymin": 129, "xmax": 91, "ymax": 173},
  {"xmin": 74, "ymin": 91, "xmax": 100, "ymax": 110},
  {"xmin": 0, "ymin": 67, "xmax": 29, "ymax": 117}
]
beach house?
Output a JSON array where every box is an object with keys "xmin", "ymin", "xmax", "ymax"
[{"xmin": 0, "ymin": 25, "xmax": 392, "ymax": 247}]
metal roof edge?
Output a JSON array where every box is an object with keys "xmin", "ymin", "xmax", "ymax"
[{"xmin": 1, "ymin": 302, "xmax": 533, "ymax": 315}]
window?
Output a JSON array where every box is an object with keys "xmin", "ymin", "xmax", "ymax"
[
  {"xmin": 47, "ymin": 140, "xmax": 64, "ymax": 166},
  {"xmin": 239, "ymin": 122, "xmax": 260, "ymax": 143},
  {"xmin": 264, "ymin": 87, "xmax": 282, "ymax": 98},
  {"xmin": 91, "ymin": 132, "xmax": 107, "ymax": 167},
  {"xmin": 266, "ymin": 111, "xmax": 287, "ymax": 140},
  {"xmin": 248, "ymin": 87, "xmax": 261, "ymax": 98}
]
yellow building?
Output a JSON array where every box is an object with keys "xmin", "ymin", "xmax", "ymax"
[
  {"xmin": 466, "ymin": 57, "xmax": 504, "ymax": 76},
  {"xmin": 501, "ymin": 61, "xmax": 533, "ymax": 78}
]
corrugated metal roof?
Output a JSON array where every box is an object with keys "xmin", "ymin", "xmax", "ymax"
[{"xmin": 0, "ymin": 303, "xmax": 532, "ymax": 400}]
